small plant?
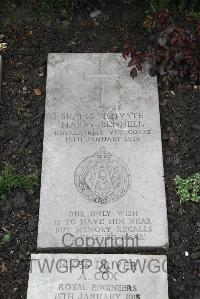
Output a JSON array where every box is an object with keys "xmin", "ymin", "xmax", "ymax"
[
  {"xmin": 124, "ymin": 10, "xmax": 200, "ymax": 86},
  {"xmin": 0, "ymin": 163, "xmax": 39, "ymax": 200},
  {"xmin": 0, "ymin": 234, "xmax": 11, "ymax": 248},
  {"xmin": 174, "ymin": 173, "xmax": 200, "ymax": 203}
]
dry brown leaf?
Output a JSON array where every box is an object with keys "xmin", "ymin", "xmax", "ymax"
[
  {"xmin": 0, "ymin": 262, "xmax": 8, "ymax": 273},
  {"xmin": 34, "ymin": 88, "xmax": 42, "ymax": 96}
]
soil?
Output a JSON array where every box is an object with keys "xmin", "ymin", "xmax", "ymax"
[{"xmin": 0, "ymin": 1, "xmax": 200, "ymax": 299}]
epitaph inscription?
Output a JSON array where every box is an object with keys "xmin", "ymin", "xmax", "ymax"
[{"xmin": 37, "ymin": 53, "xmax": 168, "ymax": 249}]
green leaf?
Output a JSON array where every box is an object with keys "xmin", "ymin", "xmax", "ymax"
[{"xmin": 1, "ymin": 234, "xmax": 11, "ymax": 245}]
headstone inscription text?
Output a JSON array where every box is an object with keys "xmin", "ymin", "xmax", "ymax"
[
  {"xmin": 37, "ymin": 53, "xmax": 168, "ymax": 249},
  {"xmin": 27, "ymin": 254, "xmax": 169, "ymax": 299}
]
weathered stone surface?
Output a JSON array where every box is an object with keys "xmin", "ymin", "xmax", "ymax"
[
  {"xmin": 27, "ymin": 254, "xmax": 169, "ymax": 299},
  {"xmin": 38, "ymin": 53, "xmax": 168, "ymax": 250}
]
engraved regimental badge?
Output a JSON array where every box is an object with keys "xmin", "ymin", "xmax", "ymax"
[{"xmin": 74, "ymin": 147, "xmax": 131, "ymax": 204}]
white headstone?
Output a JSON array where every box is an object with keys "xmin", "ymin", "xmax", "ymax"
[
  {"xmin": 27, "ymin": 254, "xmax": 169, "ymax": 299},
  {"xmin": 38, "ymin": 53, "xmax": 168, "ymax": 250}
]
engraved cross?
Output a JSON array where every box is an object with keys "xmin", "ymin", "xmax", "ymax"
[{"xmin": 83, "ymin": 59, "xmax": 120, "ymax": 108}]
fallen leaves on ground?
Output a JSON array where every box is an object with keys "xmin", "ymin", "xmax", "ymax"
[
  {"xmin": 34, "ymin": 88, "xmax": 42, "ymax": 96},
  {"xmin": 0, "ymin": 262, "xmax": 8, "ymax": 273},
  {"xmin": 0, "ymin": 43, "xmax": 7, "ymax": 51}
]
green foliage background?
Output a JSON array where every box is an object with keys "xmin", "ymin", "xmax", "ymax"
[{"xmin": 0, "ymin": 164, "xmax": 38, "ymax": 200}]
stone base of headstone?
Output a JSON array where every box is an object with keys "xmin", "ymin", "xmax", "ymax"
[{"xmin": 27, "ymin": 254, "xmax": 169, "ymax": 299}]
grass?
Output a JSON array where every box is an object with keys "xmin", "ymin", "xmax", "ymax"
[
  {"xmin": 0, "ymin": 163, "xmax": 39, "ymax": 200},
  {"xmin": 174, "ymin": 173, "xmax": 200, "ymax": 203}
]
